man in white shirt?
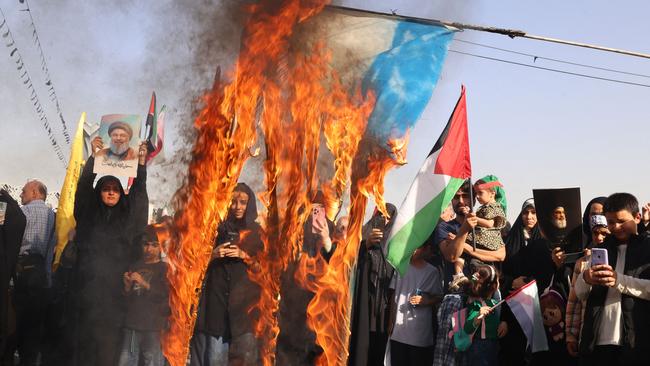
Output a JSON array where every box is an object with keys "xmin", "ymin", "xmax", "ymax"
[
  {"xmin": 388, "ymin": 245, "xmax": 442, "ymax": 365},
  {"xmin": 574, "ymin": 193, "xmax": 650, "ymax": 366}
]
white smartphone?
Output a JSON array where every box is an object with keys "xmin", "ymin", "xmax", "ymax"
[{"xmin": 591, "ymin": 248, "xmax": 609, "ymax": 266}]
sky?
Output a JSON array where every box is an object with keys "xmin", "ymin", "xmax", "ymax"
[{"xmin": 1, "ymin": 0, "xmax": 649, "ymax": 220}]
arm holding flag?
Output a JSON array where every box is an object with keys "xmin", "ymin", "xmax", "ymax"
[
  {"xmin": 440, "ymin": 213, "xmax": 477, "ymax": 263},
  {"xmin": 128, "ymin": 142, "xmax": 149, "ymax": 232}
]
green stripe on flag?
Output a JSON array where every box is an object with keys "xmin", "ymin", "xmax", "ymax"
[{"xmin": 387, "ymin": 176, "xmax": 466, "ymax": 275}]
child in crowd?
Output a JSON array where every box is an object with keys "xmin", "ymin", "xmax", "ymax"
[
  {"xmin": 565, "ymin": 215, "xmax": 609, "ymax": 356},
  {"xmin": 117, "ymin": 225, "xmax": 170, "ymax": 366},
  {"xmin": 450, "ymin": 176, "xmax": 507, "ymax": 291},
  {"xmin": 389, "ymin": 245, "xmax": 442, "ymax": 366},
  {"xmin": 575, "ymin": 193, "xmax": 650, "ymax": 365},
  {"xmin": 463, "ymin": 265, "xmax": 506, "ymax": 366}
]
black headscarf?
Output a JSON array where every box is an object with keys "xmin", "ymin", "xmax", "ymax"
[
  {"xmin": 94, "ymin": 175, "xmax": 129, "ymax": 223},
  {"xmin": 505, "ymin": 199, "xmax": 542, "ymax": 260},
  {"xmin": 582, "ymin": 196, "xmax": 607, "ymax": 246},
  {"xmin": 215, "ymin": 182, "xmax": 259, "ymax": 251},
  {"xmin": 502, "ymin": 199, "xmax": 541, "ymax": 293}
]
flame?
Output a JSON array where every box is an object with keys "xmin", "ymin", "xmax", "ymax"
[
  {"xmin": 162, "ymin": 1, "xmax": 408, "ymax": 365},
  {"xmin": 387, "ymin": 130, "xmax": 410, "ymax": 166},
  {"xmin": 301, "ymin": 142, "xmax": 399, "ymax": 366},
  {"xmin": 162, "ymin": 75, "xmax": 258, "ymax": 364}
]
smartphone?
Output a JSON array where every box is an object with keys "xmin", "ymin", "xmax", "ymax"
[
  {"xmin": 563, "ymin": 251, "xmax": 583, "ymax": 264},
  {"xmin": 226, "ymin": 231, "xmax": 240, "ymax": 245},
  {"xmin": 591, "ymin": 248, "xmax": 609, "ymax": 266},
  {"xmin": 371, "ymin": 212, "xmax": 386, "ymax": 231},
  {"xmin": 311, "ymin": 205, "xmax": 326, "ymax": 234}
]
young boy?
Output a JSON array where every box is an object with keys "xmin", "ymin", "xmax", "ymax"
[
  {"xmin": 117, "ymin": 225, "xmax": 170, "ymax": 366},
  {"xmin": 575, "ymin": 193, "xmax": 650, "ymax": 365},
  {"xmin": 389, "ymin": 245, "xmax": 442, "ymax": 365}
]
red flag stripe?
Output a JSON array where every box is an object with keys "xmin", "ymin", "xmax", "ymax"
[{"xmin": 433, "ymin": 85, "xmax": 471, "ymax": 179}]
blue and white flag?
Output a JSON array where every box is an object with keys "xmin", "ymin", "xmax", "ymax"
[{"xmin": 302, "ymin": 7, "xmax": 456, "ymax": 143}]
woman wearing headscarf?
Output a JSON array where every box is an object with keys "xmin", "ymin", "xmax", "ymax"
[
  {"xmin": 499, "ymin": 199, "xmax": 541, "ymax": 366},
  {"xmin": 72, "ymin": 140, "xmax": 149, "ymax": 366},
  {"xmin": 581, "ymin": 197, "xmax": 606, "ymax": 248},
  {"xmin": 348, "ymin": 203, "xmax": 397, "ymax": 366},
  {"xmin": 191, "ymin": 183, "xmax": 263, "ymax": 366},
  {"xmin": 276, "ymin": 191, "xmax": 337, "ymax": 365},
  {"xmin": 507, "ymin": 198, "xmax": 575, "ymax": 366}
]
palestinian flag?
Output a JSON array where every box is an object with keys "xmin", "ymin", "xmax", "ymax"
[
  {"xmin": 386, "ymin": 86, "xmax": 471, "ymax": 275},
  {"xmin": 505, "ymin": 280, "xmax": 549, "ymax": 353}
]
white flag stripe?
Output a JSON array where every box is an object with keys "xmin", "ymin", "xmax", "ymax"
[
  {"xmin": 388, "ymin": 149, "xmax": 451, "ymax": 239},
  {"xmin": 505, "ymin": 281, "xmax": 549, "ymax": 353}
]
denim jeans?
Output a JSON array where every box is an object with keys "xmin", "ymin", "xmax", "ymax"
[
  {"xmin": 117, "ymin": 329, "xmax": 164, "ymax": 366},
  {"xmin": 189, "ymin": 332, "xmax": 228, "ymax": 366}
]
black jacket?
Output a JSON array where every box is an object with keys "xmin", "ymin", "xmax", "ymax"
[
  {"xmin": 194, "ymin": 183, "xmax": 262, "ymax": 340},
  {"xmin": 0, "ymin": 190, "xmax": 26, "ymax": 353},
  {"xmin": 579, "ymin": 234, "xmax": 650, "ymax": 365},
  {"xmin": 124, "ymin": 261, "xmax": 170, "ymax": 331},
  {"xmin": 73, "ymin": 156, "xmax": 149, "ymax": 325}
]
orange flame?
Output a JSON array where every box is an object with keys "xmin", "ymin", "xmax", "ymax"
[
  {"xmin": 162, "ymin": 1, "xmax": 408, "ymax": 365},
  {"xmin": 301, "ymin": 143, "xmax": 399, "ymax": 366}
]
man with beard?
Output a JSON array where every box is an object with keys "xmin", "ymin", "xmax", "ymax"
[
  {"xmin": 95, "ymin": 121, "xmax": 137, "ymax": 161},
  {"xmin": 434, "ymin": 181, "xmax": 504, "ymax": 290},
  {"xmin": 552, "ymin": 206, "xmax": 567, "ymax": 229}
]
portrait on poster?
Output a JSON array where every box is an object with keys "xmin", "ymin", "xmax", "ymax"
[
  {"xmin": 533, "ymin": 188, "xmax": 582, "ymax": 248},
  {"xmin": 93, "ymin": 114, "xmax": 141, "ymax": 178}
]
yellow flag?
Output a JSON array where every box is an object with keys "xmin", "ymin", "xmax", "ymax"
[{"xmin": 54, "ymin": 112, "xmax": 86, "ymax": 269}]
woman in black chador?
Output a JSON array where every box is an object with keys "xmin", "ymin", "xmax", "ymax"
[{"xmin": 72, "ymin": 142, "xmax": 148, "ymax": 366}]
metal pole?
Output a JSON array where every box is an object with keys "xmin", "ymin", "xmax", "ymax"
[
  {"xmin": 467, "ymin": 178, "xmax": 476, "ymax": 251},
  {"xmin": 328, "ymin": 5, "xmax": 650, "ymax": 60}
]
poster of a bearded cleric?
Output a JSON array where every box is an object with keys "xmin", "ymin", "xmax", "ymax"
[
  {"xmin": 2, "ymin": 1, "xmax": 650, "ymax": 366},
  {"xmin": 93, "ymin": 114, "xmax": 142, "ymax": 177}
]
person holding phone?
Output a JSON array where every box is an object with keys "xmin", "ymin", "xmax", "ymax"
[
  {"xmin": 349, "ymin": 204, "xmax": 397, "ymax": 366},
  {"xmin": 575, "ymin": 193, "xmax": 650, "ymax": 365},
  {"xmin": 191, "ymin": 182, "xmax": 262, "ymax": 366},
  {"xmin": 565, "ymin": 215, "xmax": 609, "ymax": 358},
  {"xmin": 276, "ymin": 191, "xmax": 338, "ymax": 365}
]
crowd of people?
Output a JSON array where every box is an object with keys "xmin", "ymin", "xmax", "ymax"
[{"xmin": 2, "ymin": 143, "xmax": 650, "ymax": 366}]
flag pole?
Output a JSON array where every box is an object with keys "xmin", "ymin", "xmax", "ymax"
[
  {"xmin": 468, "ymin": 178, "xmax": 476, "ymax": 251},
  {"xmin": 477, "ymin": 298, "xmax": 506, "ymax": 320},
  {"xmin": 328, "ymin": 5, "xmax": 650, "ymax": 60}
]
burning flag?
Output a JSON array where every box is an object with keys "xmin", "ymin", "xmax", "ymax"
[
  {"xmin": 53, "ymin": 113, "xmax": 86, "ymax": 269},
  {"xmin": 386, "ymin": 86, "xmax": 471, "ymax": 275},
  {"xmin": 161, "ymin": 2, "xmax": 457, "ymax": 366}
]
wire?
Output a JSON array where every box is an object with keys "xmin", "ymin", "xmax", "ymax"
[
  {"xmin": 0, "ymin": 6, "xmax": 67, "ymax": 165},
  {"xmin": 454, "ymin": 38, "xmax": 650, "ymax": 79},
  {"xmin": 448, "ymin": 49, "xmax": 650, "ymax": 88},
  {"xmin": 21, "ymin": 0, "xmax": 71, "ymax": 144}
]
